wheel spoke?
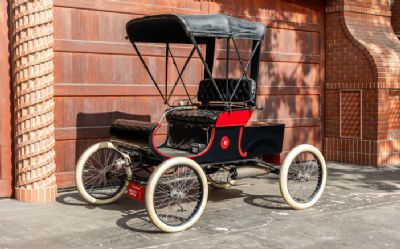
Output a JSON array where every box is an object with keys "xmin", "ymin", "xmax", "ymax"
[
  {"xmin": 152, "ymin": 164, "xmax": 204, "ymax": 227},
  {"xmin": 286, "ymin": 151, "xmax": 323, "ymax": 203},
  {"xmin": 81, "ymin": 147, "xmax": 127, "ymax": 200}
]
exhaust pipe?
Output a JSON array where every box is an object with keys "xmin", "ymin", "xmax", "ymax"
[{"xmin": 229, "ymin": 165, "xmax": 271, "ymax": 180}]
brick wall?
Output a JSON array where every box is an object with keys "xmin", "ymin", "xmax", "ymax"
[
  {"xmin": 325, "ymin": 0, "xmax": 400, "ymax": 166},
  {"xmin": 392, "ymin": 0, "xmax": 400, "ymax": 35}
]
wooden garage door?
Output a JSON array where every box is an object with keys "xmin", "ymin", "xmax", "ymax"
[{"xmin": 52, "ymin": 0, "xmax": 324, "ymax": 188}]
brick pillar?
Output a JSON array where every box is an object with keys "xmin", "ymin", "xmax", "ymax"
[
  {"xmin": 325, "ymin": 0, "xmax": 400, "ymax": 166},
  {"xmin": 392, "ymin": 0, "xmax": 400, "ymax": 35},
  {"xmin": 12, "ymin": 0, "xmax": 57, "ymax": 202}
]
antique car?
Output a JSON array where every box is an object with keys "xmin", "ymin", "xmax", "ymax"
[{"xmin": 75, "ymin": 14, "xmax": 327, "ymax": 233}]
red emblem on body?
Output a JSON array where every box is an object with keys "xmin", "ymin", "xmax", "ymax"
[{"xmin": 220, "ymin": 136, "xmax": 230, "ymax": 150}]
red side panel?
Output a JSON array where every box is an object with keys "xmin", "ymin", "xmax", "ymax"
[
  {"xmin": 263, "ymin": 154, "xmax": 281, "ymax": 165},
  {"xmin": 215, "ymin": 110, "xmax": 254, "ymax": 127}
]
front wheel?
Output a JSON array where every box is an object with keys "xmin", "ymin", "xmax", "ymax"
[
  {"xmin": 145, "ymin": 157, "xmax": 208, "ymax": 233},
  {"xmin": 76, "ymin": 141, "xmax": 132, "ymax": 205},
  {"xmin": 279, "ymin": 144, "xmax": 327, "ymax": 210}
]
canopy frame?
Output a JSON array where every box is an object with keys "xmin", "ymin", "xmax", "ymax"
[{"xmin": 127, "ymin": 14, "xmax": 265, "ymax": 109}]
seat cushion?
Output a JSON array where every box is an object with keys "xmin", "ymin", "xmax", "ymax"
[
  {"xmin": 166, "ymin": 109, "xmax": 221, "ymax": 124},
  {"xmin": 197, "ymin": 78, "xmax": 256, "ymax": 105},
  {"xmin": 109, "ymin": 119, "xmax": 157, "ymax": 143}
]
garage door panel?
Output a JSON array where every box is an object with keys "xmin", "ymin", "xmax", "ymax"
[
  {"xmin": 55, "ymin": 138, "xmax": 106, "ymax": 188},
  {"xmin": 213, "ymin": 60, "xmax": 319, "ymax": 88},
  {"xmin": 259, "ymin": 61, "xmax": 320, "ymax": 87},
  {"xmin": 54, "ymin": 96, "xmax": 164, "ymax": 128},
  {"xmin": 54, "ymin": 53, "xmax": 204, "ymax": 85},
  {"xmin": 282, "ymin": 126, "xmax": 322, "ymax": 152},
  {"xmin": 251, "ymin": 1, "xmax": 321, "ymax": 24},
  {"xmin": 255, "ymin": 95, "xmax": 320, "ymax": 121},
  {"xmin": 264, "ymin": 29, "xmax": 320, "ymax": 54}
]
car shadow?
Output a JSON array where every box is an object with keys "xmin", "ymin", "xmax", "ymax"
[
  {"xmin": 242, "ymin": 194, "xmax": 290, "ymax": 210},
  {"xmin": 57, "ymin": 184, "xmax": 289, "ymax": 233}
]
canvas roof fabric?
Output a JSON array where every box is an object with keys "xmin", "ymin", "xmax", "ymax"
[{"xmin": 126, "ymin": 14, "xmax": 266, "ymax": 43}]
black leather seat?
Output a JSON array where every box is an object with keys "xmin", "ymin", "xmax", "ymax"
[
  {"xmin": 166, "ymin": 109, "xmax": 221, "ymax": 124},
  {"xmin": 110, "ymin": 119, "xmax": 157, "ymax": 143},
  {"xmin": 198, "ymin": 78, "xmax": 256, "ymax": 105},
  {"xmin": 166, "ymin": 78, "xmax": 256, "ymax": 125}
]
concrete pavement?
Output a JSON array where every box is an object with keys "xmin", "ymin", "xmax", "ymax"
[{"xmin": 0, "ymin": 163, "xmax": 399, "ymax": 249}]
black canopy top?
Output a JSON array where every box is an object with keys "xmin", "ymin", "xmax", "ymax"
[{"xmin": 126, "ymin": 14, "xmax": 265, "ymax": 43}]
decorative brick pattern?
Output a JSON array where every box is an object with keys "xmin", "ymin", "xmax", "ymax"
[
  {"xmin": 340, "ymin": 91, "xmax": 361, "ymax": 138},
  {"xmin": 325, "ymin": 0, "xmax": 400, "ymax": 166},
  {"xmin": 388, "ymin": 90, "xmax": 400, "ymax": 130},
  {"xmin": 12, "ymin": 0, "xmax": 56, "ymax": 202},
  {"xmin": 388, "ymin": 90, "xmax": 400, "ymax": 139}
]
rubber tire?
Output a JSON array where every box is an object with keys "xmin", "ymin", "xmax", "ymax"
[
  {"xmin": 279, "ymin": 144, "xmax": 327, "ymax": 210},
  {"xmin": 145, "ymin": 157, "xmax": 208, "ymax": 233},
  {"xmin": 76, "ymin": 141, "xmax": 132, "ymax": 205}
]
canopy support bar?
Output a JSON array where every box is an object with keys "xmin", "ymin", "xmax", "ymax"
[
  {"xmin": 131, "ymin": 41, "xmax": 196, "ymax": 106},
  {"xmin": 165, "ymin": 43, "xmax": 169, "ymax": 101},
  {"xmin": 131, "ymin": 41, "xmax": 168, "ymax": 104},
  {"xmin": 204, "ymin": 40, "xmax": 215, "ymax": 80},
  {"xmin": 229, "ymin": 39, "xmax": 262, "ymax": 102},
  {"xmin": 189, "ymin": 35, "xmax": 225, "ymax": 103},
  {"xmin": 167, "ymin": 46, "xmax": 192, "ymax": 104},
  {"xmin": 166, "ymin": 46, "xmax": 195, "ymax": 103},
  {"xmin": 250, "ymin": 39, "xmax": 262, "ymax": 105},
  {"xmin": 226, "ymin": 37, "xmax": 230, "ymax": 99},
  {"xmin": 231, "ymin": 36, "xmax": 249, "ymax": 80}
]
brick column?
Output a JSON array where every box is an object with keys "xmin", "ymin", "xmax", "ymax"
[
  {"xmin": 325, "ymin": 0, "xmax": 400, "ymax": 166},
  {"xmin": 12, "ymin": 0, "xmax": 57, "ymax": 202},
  {"xmin": 391, "ymin": 0, "xmax": 400, "ymax": 35}
]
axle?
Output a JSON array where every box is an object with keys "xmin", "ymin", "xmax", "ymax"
[{"xmin": 229, "ymin": 165, "xmax": 271, "ymax": 180}]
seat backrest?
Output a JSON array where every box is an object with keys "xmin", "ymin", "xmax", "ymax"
[{"xmin": 197, "ymin": 78, "xmax": 256, "ymax": 105}]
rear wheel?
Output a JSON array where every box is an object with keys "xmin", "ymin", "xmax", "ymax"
[
  {"xmin": 279, "ymin": 144, "xmax": 327, "ymax": 209},
  {"xmin": 76, "ymin": 141, "xmax": 132, "ymax": 205},
  {"xmin": 146, "ymin": 157, "xmax": 208, "ymax": 232}
]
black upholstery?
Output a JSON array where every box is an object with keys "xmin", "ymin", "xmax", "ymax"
[
  {"xmin": 166, "ymin": 109, "xmax": 221, "ymax": 125},
  {"xmin": 126, "ymin": 14, "xmax": 266, "ymax": 43},
  {"xmin": 110, "ymin": 119, "xmax": 157, "ymax": 143},
  {"xmin": 197, "ymin": 78, "xmax": 256, "ymax": 105},
  {"xmin": 166, "ymin": 78, "xmax": 255, "ymax": 125}
]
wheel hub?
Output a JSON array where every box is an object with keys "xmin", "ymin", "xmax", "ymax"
[
  {"xmin": 170, "ymin": 189, "xmax": 186, "ymax": 199},
  {"xmin": 297, "ymin": 173, "xmax": 311, "ymax": 182},
  {"xmin": 105, "ymin": 171, "xmax": 112, "ymax": 179},
  {"xmin": 115, "ymin": 158, "xmax": 126, "ymax": 169}
]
